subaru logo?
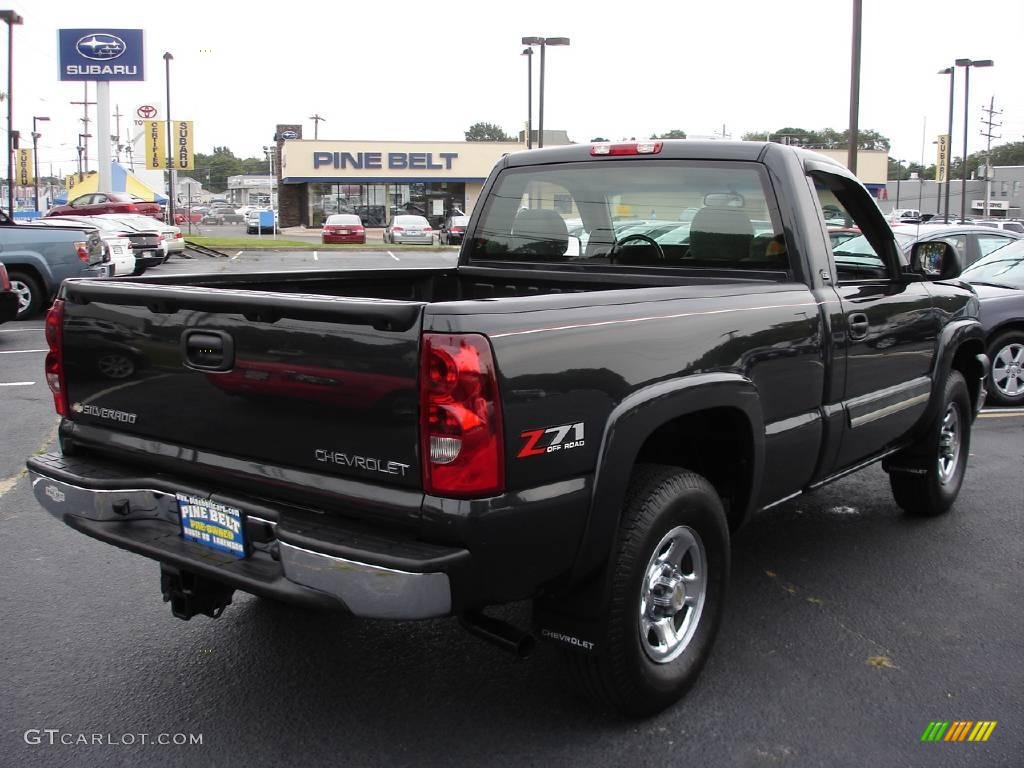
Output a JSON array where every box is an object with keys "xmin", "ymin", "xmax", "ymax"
[
  {"xmin": 280, "ymin": 130, "xmax": 298, "ymax": 140},
  {"xmin": 75, "ymin": 33, "xmax": 126, "ymax": 61}
]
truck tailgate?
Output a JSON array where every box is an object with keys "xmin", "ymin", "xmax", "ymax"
[{"xmin": 59, "ymin": 280, "xmax": 425, "ymax": 489}]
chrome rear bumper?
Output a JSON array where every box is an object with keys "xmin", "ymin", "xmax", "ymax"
[{"xmin": 28, "ymin": 465, "xmax": 452, "ymax": 620}]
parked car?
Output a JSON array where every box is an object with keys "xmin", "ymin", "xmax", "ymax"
[
  {"xmin": 46, "ymin": 192, "xmax": 163, "ymax": 221},
  {"xmin": 974, "ymin": 220, "xmax": 1024, "ymax": 234},
  {"xmin": 98, "ymin": 214, "xmax": 185, "ymax": 256},
  {"xmin": 321, "ymin": 214, "xmax": 365, "ymax": 244},
  {"xmin": 0, "ymin": 262, "xmax": 18, "ymax": 324},
  {"xmin": 384, "ymin": 214, "xmax": 433, "ymax": 244},
  {"xmin": 0, "ymin": 210, "xmax": 106, "ymax": 318},
  {"xmin": 173, "ymin": 210, "xmax": 203, "ymax": 224},
  {"xmin": 438, "ymin": 214, "xmax": 470, "ymax": 245},
  {"xmin": 41, "ymin": 215, "xmax": 165, "ymax": 273},
  {"xmin": 245, "ymin": 209, "xmax": 278, "ymax": 235},
  {"xmin": 29, "ymin": 217, "xmax": 136, "ymax": 277},
  {"xmin": 890, "ymin": 224, "xmax": 1021, "ymax": 269},
  {"xmin": 960, "ymin": 240, "xmax": 1024, "ymax": 406},
  {"xmin": 203, "ymin": 210, "xmax": 246, "ymax": 225}
]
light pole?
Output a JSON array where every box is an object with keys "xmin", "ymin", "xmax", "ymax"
[
  {"xmin": 521, "ymin": 36, "xmax": 570, "ymax": 148},
  {"xmin": 263, "ymin": 145, "xmax": 277, "ymax": 238},
  {"xmin": 520, "ymin": 47, "xmax": 533, "ymax": 148},
  {"xmin": 2, "ymin": 10, "xmax": 23, "ymax": 217},
  {"xmin": 955, "ymin": 58, "xmax": 993, "ymax": 222},
  {"xmin": 163, "ymin": 52, "xmax": 175, "ymax": 224},
  {"xmin": 31, "ymin": 116, "xmax": 48, "ymax": 212},
  {"xmin": 937, "ymin": 66, "xmax": 955, "ymax": 222},
  {"xmin": 309, "ymin": 114, "xmax": 325, "ymax": 140}
]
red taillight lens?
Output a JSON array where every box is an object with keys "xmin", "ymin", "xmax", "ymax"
[
  {"xmin": 451, "ymin": 227, "xmax": 463, "ymax": 233},
  {"xmin": 74, "ymin": 241, "xmax": 89, "ymax": 262},
  {"xmin": 175, "ymin": 232, "xmax": 183, "ymax": 239},
  {"xmin": 0, "ymin": 264, "xmax": 10, "ymax": 291},
  {"xmin": 45, "ymin": 299, "xmax": 68, "ymax": 417},
  {"xmin": 392, "ymin": 226, "xmax": 404, "ymax": 232},
  {"xmin": 420, "ymin": 333, "xmax": 504, "ymax": 497}
]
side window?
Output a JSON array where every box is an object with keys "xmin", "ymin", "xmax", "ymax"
[
  {"xmin": 71, "ymin": 195, "xmax": 92, "ymax": 207},
  {"xmin": 810, "ymin": 172, "xmax": 894, "ymax": 282},
  {"xmin": 976, "ymin": 234, "xmax": 1015, "ymax": 259}
]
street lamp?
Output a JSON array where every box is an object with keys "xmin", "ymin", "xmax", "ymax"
[
  {"xmin": 955, "ymin": 58, "xmax": 993, "ymax": 222},
  {"xmin": 31, "ymin": 115, "xmax": 48, "ymax": 212},
  {"xmin": 521, "ymin": 36, "xmax": 570, "ymax": 148},
  {"xmin": 520, "ymin": 48, "xmax": 533, "ymax": 149},
  {"xmin": 937, "ymin": 66, "xmax": 955, "ymax": 223},
  {"xmin": 2, "ymin": 10, "xmax": 24, "ymax": 217},
  {"xmin": 163, "ymin": 52, "xmax": 175, "ymax": 223}
]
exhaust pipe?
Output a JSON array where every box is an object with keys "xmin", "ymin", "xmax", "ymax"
[{"xmin": 459, "ymin": 611, "xmax": 536, "ymax": 659}]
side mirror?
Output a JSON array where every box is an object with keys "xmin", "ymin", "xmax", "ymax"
[{"xmin": 910, "ymin": 240, "xmax": 961, "ymax": 280}]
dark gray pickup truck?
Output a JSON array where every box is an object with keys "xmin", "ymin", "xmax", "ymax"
[{"xmin": 27, "ymin": 141, "xmax": 987, "ymax": 715}]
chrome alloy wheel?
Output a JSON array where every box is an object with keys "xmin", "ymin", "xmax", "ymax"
[
  {"xmin": 936, "ymin": 404, "xmax": 962, "ymax": 485},
  {"xmin": 639, "ymin": 525, "xmax": 707, "ymax": 664},
  {"xmin": 10, "ymin": 279, "xmax": 32, "ymax": 313},
  {"xmin": 992, "ymin": 342, "xmax": 1024, "ymax": 399}
]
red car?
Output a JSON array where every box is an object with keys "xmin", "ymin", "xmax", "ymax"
[
  {"xmin": 174, "ymin": 211, "xmax": 203, "ymax": 224},
  {"xmin": 47, "ymin": 193, "xmax": 164, "ymax": 221},
  {"xmin": 321, "ymin": 214, "xmax": 366, "ymax": 244}
]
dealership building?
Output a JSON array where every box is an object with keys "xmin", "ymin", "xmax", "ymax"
[{"xmin": 273, "ymin": 124, "xmax": 522, "ymax": 228}]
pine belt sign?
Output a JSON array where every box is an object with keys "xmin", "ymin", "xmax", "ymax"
[
  {"xmin": 143, "ymin": 121, "xmax": 194, "ymax": 170},
  {"xmin": 58, "ymin": 29, "xmax": 144, "ymax": 81}
]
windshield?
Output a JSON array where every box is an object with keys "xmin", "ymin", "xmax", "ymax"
[
  {"xmin": 961, "ymin": 240, "xmax": 1024, "ymax": 288},
  {"xmin": 466, "ymin": 160, "xmax": 787, "ymax": 271}
]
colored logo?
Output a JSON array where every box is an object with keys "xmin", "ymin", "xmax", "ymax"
[
  {"xmin": 75, "ymin": 33, "xmax": 126, "ymax": 61},
  {"xmin": 280, "ymin": 130, "xmax": 298, "ymax": 140},
  {"xmin": 921, "ymin": 721, "xmax": 997, "ymax": 742},
  {"xmin": 137, "ymin": 105, "xmax": 157, "ymax": 119}
]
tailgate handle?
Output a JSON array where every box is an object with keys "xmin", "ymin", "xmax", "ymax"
[{"xmin": 181, "ymin": 330, "xmax": 235, "ymax": 372}]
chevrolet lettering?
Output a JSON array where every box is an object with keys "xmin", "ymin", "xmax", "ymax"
[{"xmin": 27, "ymin": 140, "xmax": 987, "ymax": 717}]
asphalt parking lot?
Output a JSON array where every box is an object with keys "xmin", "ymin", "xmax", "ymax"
[{"xmin": 0, "ymin": 253, "xmax": 1021, "ymax": 766}]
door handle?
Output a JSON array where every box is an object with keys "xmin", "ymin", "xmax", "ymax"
[
  {"xmin": 847, "ymin": 312, "xmax": 870, "ymax": 341},
  {"xmin": 181, "ymin": 330, "xmax": 235, "ymax": 371}
]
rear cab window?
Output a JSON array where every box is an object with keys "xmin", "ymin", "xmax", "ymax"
[{"xmin": 466, "ymin": 160, "xmax": 790, "ymax": 273}]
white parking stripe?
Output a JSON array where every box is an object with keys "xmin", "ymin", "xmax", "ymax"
[
  {"xmin": 0, "ymin": 381, "xmax": 36, "ymax": 386},
  {"xmin": 0, "ymin": 349, "xmax": 47, "ymax": 354},
  {"xmin": 0, "ymin": 328, "xmax": 44, "ymax": 333},
  {"xmin": 388, "ymin": 251, "xmax": 400, "ymax": 261}
]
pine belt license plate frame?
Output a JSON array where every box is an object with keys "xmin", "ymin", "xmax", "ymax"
[{"xmin": 176, "ymin": 493, "xmax": 248, "ymax": 558}]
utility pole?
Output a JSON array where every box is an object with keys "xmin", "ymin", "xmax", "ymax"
[
  {"xmin": 70, "ymin": 83, "xmax": 96, "ymax": 173},
  {"xmin": 113, "ymin": 105, "xmax": 125, "ymax": 162},
  {"xmin": 980, "ymin": 96, "xmax": 1002, "ymax": 219},
  {"xmin": 309, "ymin": 114, "xmax": 325, "ymax": 140}
]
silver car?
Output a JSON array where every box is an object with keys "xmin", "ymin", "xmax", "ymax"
[{"xmin": 385, "ymin": 215, "xmax": 433, "ymax": 245}]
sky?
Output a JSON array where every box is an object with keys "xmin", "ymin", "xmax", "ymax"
[{"xmin": 7, "ymin": 0, "xmax": 1024, "ymax": 179}]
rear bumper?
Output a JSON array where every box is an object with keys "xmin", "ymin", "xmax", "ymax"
[
  {"xmin": 0, "ymin": 291, "xmax": 17, "ymax": 322},
  {"xmin": 27, "ymin": 453, "xmax": 457, "ymax": 619}
]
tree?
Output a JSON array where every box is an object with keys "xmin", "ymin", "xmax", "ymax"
[
  {"xmin": 649, "ymin": 129, "xmax": 687, "ymax": 140},
  {"xmin": 742, "ymin": 127, "xmax": 890, "ymax": 151},
  {"xmin": 590, "ymin": 137, "xmax": 609, "ymax": 142},
  {"xmin": 465, "ymin": 122, "xmax": 512, "ymax": 142}
]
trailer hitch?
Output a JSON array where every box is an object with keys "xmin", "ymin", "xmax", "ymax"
[{"xmin": 160, "ymin": 566, "xmax": 235, "ymax": 621}]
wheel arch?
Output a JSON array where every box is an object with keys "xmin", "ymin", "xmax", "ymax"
[
  {"xmin": 569, "ymin": 372, "xmax": 764, "ymax": 585},
  {"xmin": 928, "ymin": 319, "xmax": 987, "ymax": 423}
]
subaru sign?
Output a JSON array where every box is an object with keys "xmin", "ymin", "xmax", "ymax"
[{"xmin": 59, "ymin": 29, "xmax": 144, "ymax": 81}]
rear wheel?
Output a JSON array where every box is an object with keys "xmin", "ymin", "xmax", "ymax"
[
  {"xmin": 986, "ymin": 331, "xmax": 1024, "ymax": 406},
  {"xmin": 889, "ymin": 371, "xmax": 971, "ymax": 516},
  {"xmin": 8, "ymin": 270, "xmax": 44, "ymax": 319},
  {"xmin": 565, "ymin": 465, "xmax": 729, "ymax": 716}
]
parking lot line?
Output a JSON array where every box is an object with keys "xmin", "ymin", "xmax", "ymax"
[
  {"xmin": 388, "ymin": 251, "xmax": 400, "ymax": 261},
  {"xmin": 0, "ymin": 349, "xmax": 47, "ymax": 354},
  {"xmin": 0, "ymin": 381, "xmax": 36, "ymax": 386},
  {"xmin": 0, "ymin": 328, "xmax": 43, "ymax": 333}
]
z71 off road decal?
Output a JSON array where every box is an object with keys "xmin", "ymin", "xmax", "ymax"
[{"xmin": 517, "ymin": 422, "xmax": 585, "ymax": 458}]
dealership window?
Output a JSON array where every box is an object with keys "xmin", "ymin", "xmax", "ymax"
[{"xmin": 308, "ymin": 182, "xmax": 466, "ymax": 228}]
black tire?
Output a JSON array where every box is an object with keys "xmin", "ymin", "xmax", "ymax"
[
  {"xmin": 985, "ymin": 331, "xmax": 1024, "ymax": 407},
  {"xmin": 565, "ymin": 465, "xmax": 729, "ymax": 716},
  {"xmin": 889, "ymin": 371, "xmax": 971, "ymax": 516},
  {"xmin": 8, "ymin": 270, "xmax": 44, "ymax": 320}
]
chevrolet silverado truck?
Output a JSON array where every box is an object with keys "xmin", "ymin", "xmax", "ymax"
[
  {"xmin": 0, "ymin": 210, "xmax": 107, "ymax": 319},
  {"xmin": 27, "ymin": 141, "xmax": 988, "ymax": 716}
]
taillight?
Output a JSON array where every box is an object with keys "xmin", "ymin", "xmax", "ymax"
[
  {"xmin": 591, "ymin": 141, "xmax": 663, "ymax": 156},
  {"xmin": 420, "ymin": 333, "xmax": 504, "ymax": 497},
  {"xmin": 175, "ymin": 232, "xmax": 183, "ymax": 239},
  {"xmin": 392, "ymin": 226, "xmax": 404, "ymax": 232},
  {"xmin": 45, "ymin": 299, "xmax": 68, "ymax": 417},
  {"xmin": 74, "ymin": 241, "xmax": 89, "ymax": 262},
  {"xmin": 0, "ymin": 263, "xmax": 10, "ymax": 291},
  {"xmin": 451, "ymin": 227, "xmax": 463, "ymax": 233}
]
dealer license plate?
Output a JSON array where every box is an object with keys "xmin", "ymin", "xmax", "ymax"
[{"xmin": 176, "ymin": 493, "xmax": 246, "ymax": 558}]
